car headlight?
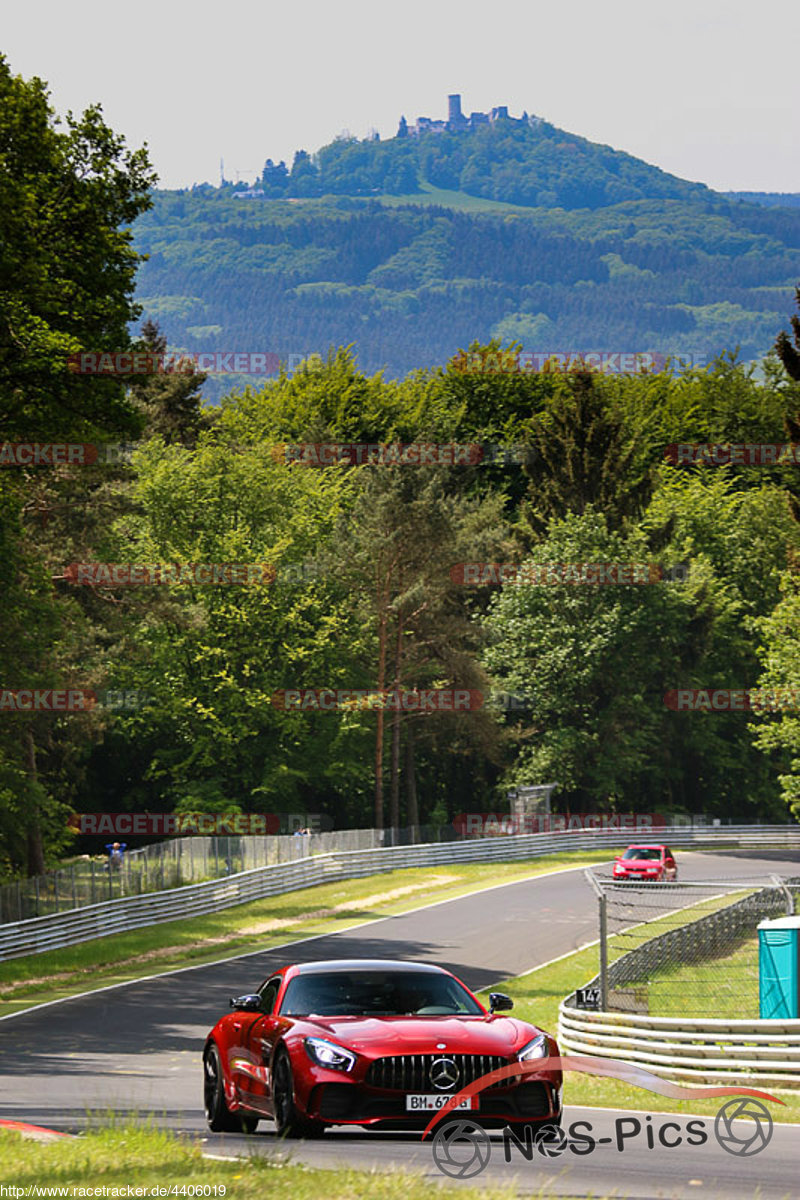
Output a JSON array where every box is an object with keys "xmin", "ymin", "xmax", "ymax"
[
  {"xmin": 518, "ymin": 1034, "xmax": 549, "ymax": 1062},
  {"xmin": 304, "ymin": 1037, "xmax": 356, "ymax": 1072}
]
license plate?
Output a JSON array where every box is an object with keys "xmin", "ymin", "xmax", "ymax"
[{"xmin": 405, "ymin": 1094, "xmax": 477, "ymax": 1111}]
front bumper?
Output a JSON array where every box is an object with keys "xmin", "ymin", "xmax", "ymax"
[{"xmin": 304, "ymin": 1078, "xmax": 561, "ymax": 1127}]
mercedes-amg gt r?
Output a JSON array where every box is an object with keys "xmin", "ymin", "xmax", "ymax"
[{"xmin": 203, "ymin": 958, "xmax": 562, "ymax": 1137}]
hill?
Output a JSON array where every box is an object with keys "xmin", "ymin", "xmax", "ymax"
[
  {"xmin": 248, "ymin": 113, "xmax": 713, "ymax": 210},
  {"xmin": 131, "ymin": 116, "xmax": 800, "ymax": 392}
]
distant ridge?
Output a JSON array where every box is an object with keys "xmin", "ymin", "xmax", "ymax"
[
  {"xmin": 724, "ymin": 191, "xmax": 800, "ymax": 209},
  {"xmin": 136, "ymin": 102, "xmax": 800, "ymax": 389}
]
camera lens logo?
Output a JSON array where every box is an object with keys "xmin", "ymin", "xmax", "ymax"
[
  {"xmin": 714, "ymin": 1098, "xmax": 773, "ymax": 1157},
  {"xmin": 431, "ymin": 1120, "xmax": 491, "ymax": 1178},
  {"xmin": 535, "ymin": 1122, "xmax": 569, "ymax": 1158}
]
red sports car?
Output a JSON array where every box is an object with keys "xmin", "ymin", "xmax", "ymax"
[
  {"xmin": 612, "ymin": 843, "xmax": 678, "ymax": 881},
  {"xmin": 203, "ymin": 958, "xmax": 562, "ymax": 1137}
]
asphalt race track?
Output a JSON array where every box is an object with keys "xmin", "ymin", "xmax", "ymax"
[{"xmin": 2, "ymin": 849, "xmax": 799, "ymax": 1199}]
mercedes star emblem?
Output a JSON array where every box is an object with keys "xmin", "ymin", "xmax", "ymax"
[{"xmin": 430, "ymin": 1056, "xmax": 460, "ymax": 1090}]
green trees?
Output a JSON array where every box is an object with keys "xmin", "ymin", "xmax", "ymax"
[
  {"xmin": 753, "ymin": 574, "xmax": 800, "ymax": 818},
  {"xmin": 518, "ymin": 368, "xmax": 654, "ymax": 539},
  {"xmin": 99, "ymin": 436, "xmax": 360, "ymax": 816},
  {"xmin": 483, "ymin": 509, "xmax": 683, "ymax": 807},
  {"xmin": 775, "ymin": 286, "xmax": 800, "ymax": 381},
  {"xmin": 132, "ymin": 183, "xmax": 800, "ymax": 391},
  {"xmin": 0, "ymin": 56, "xmax": 154, "ymax": 874},
  {"xmin": 325, "ymin": 468, "xmax": 507, "ymax": 829},
  {"xmin": 0, "ymin": 55, "xmax": 155, "ymax": 437},
  {"xmin": 481, "ymin": 441, "xmax": 800, "ymax": 819},
  {"xmin": 748, "ymin": 291, "xmax": 800, "ymax": 815}
]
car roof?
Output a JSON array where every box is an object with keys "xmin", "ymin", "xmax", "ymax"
[
  {"xmin": 294, "ymin": 958, "xmax": 447, "ymax": 975},
  {"xmin": 624, "ymin": 843, "xmax": 667, "ymax": 849}
]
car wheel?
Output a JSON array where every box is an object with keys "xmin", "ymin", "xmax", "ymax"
[
  {"xmin": 272, "ymin": 1048, "xmax": 323, "ymax": 1138},
  {"xmin": 204, "ymin": 1043, "xmax": 259, "ymax": 1134}
]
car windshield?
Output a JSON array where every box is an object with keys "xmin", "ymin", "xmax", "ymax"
[
  {"xmin": 622, "ymin": 847, "xmax": 662, "ymax": 860},
  {"xmin": 280, "ymin": 970, "xmax": 484, "ymax": 1017}
]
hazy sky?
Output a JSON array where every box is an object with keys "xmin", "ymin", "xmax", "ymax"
[{"xmin": 4, "ymin": 0, "xmax": 799, "ymax": 193}]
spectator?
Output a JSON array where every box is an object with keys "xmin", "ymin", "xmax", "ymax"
[{"xmin": 105, "ymin": 841, "xmax": 127, "ymax": 868}]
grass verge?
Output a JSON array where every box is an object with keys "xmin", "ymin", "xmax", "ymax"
[
  {"xmin": 641, "ymin": 935, "xmax": 759, "ymax": 1019},
  {"xmin": 0, "ymin": 851, "xmax": 609, "ymax": 1016},
  {"xmin": 0, "ymin": 1124, "xmax": 534, "ymax": 1200}
]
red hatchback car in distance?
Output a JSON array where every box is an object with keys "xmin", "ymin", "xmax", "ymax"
[{"xmin": 612, "ymin": 844, "xmax": 678, "ymax": 882}]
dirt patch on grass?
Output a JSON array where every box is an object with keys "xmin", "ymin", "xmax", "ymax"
[
  {"xmin": 0, "ymin": 874, "xmax": 460, "ymax": 998},
  {"xmin": 235, "ymin": 874, "xmax": 458, "ymax": 935}
]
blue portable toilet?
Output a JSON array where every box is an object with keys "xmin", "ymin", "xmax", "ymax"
[{"xmin": 758, "ymin": 915, "xmax": 800, "ymax": 1019}]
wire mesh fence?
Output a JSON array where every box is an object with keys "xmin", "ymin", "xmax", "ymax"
[
  {"xmin": 584, "ymin": 873, "xmax": 800, "ymax": 1018},
  {"xmin": 0, "ymin": 823, "xmax": 457, "ymax": 924}
]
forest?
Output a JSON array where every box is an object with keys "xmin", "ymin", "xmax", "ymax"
[
  {"xmin": 134, "ymin": 180, "xmax": 800, "ymax": 391},
  {"xmin": 2, "ymin": 54, "xmax": 800, "ymax": 881}
]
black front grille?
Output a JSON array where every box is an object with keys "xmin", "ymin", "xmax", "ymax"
[{"xmin": 365, "ymin": 1053, "xmax": 510, "ymax": 1092}]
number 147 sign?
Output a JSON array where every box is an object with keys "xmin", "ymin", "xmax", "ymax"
[{"xmin": 575, "ymin": 986, "xmax": 601, "ymax": 1010}]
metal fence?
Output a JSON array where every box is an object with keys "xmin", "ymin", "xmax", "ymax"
[
  {"xmin": 0, "ymin": 824, "xmax": 456, "ymax": 924},
  {"xmin": 2, "ymin": 824, "xmax": 800, "ymax": 962},
  {"xmin": 583, "ymin": 871, "xmax": 800, "ymax": 1017}
]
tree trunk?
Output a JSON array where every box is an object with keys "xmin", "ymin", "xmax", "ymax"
[
  {"xmin": 405, "ymin": 720, "xmax": 419, "ymax": 836},
  {"xmin": 374, "ymin": 601, "xmax": 387, "ymax": 831},
  {"xmin": 389, "ymin": 611, "xmax": 404, "ymax": 834},
  {"xmin": 25, "ymin": 728, "xmax": 45, "ymax": 876},
  {"xmin": 390, "ymin": 710, "xmax": 401, "ymax": 833}
]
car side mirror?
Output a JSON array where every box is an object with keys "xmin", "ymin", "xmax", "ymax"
[
  {"xmin": 229, "ymin": 994, "xmax": 263, "ymax": 1012},
  {"xmin": 489, "ymin": 992, "xmax": 513, "ymax": 1014}
]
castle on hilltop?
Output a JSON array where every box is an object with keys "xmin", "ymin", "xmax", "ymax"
[{"xmin": 398, "ymin": 94, "xmax": 542, "ymax": 138}]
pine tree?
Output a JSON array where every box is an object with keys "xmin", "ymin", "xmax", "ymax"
[
  {"xmin": 521, "ymin": 369, "xmax": 653, "ymax": 540},
  {"xmin": 128, "ymin": 320, "xmax": 211, "ymax": 445},
  {"xmin": 776, "ymin": 287, "xmax": 800, "ymax": 381}
]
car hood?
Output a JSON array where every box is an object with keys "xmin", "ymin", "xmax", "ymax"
[
  {"xmin": 616, "ymin": 857, "xmax": 660, "ymax": 866},
  {"xmin": 292, "ymin": 1014, "xmax": 538, "ymax": 1054}
]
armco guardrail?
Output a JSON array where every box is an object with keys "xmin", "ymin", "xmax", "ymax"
[
  {"xmin": 3, "ymin": 824, "xmax": 800, "ymax": 961},
  {"xmin": 0, "ymin": 826, "xmax": 392, "ymax": 924},
  {"xmin": 558, "ymin": 1001, "xmax": 800, "ymax": 1087}
]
